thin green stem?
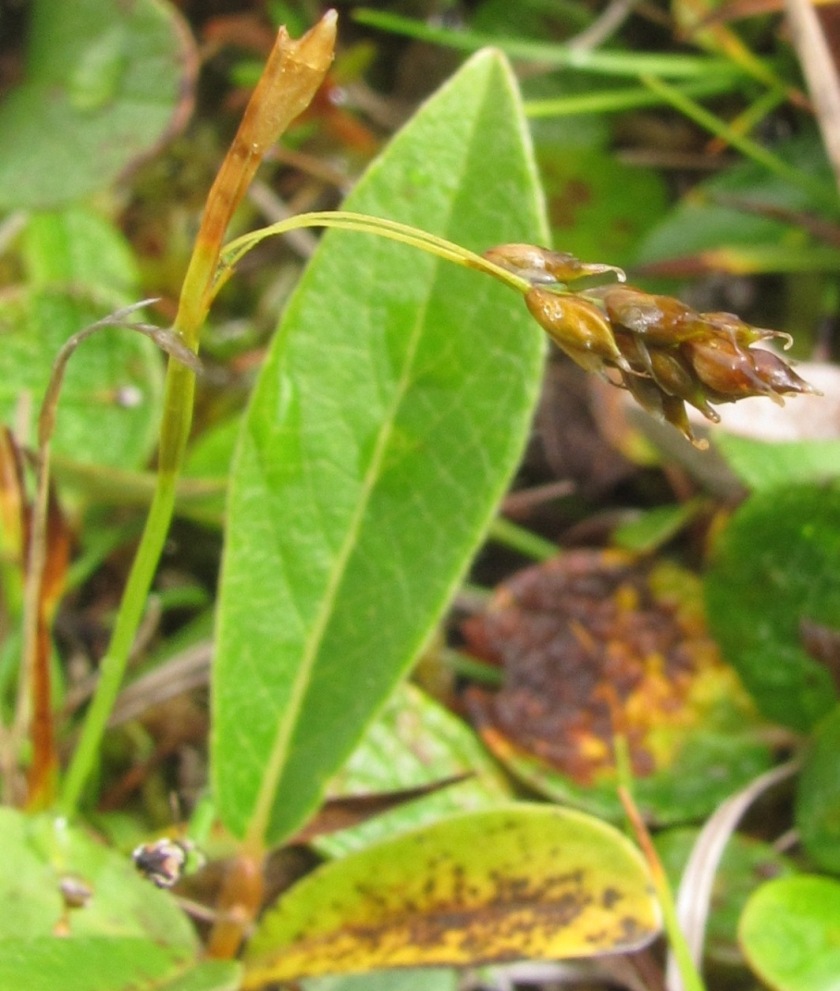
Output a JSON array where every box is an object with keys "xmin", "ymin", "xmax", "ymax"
[
  {"xmin": 58, "ymin": 14, "xmax": 336, "ymax": 823},
  {"xmin": 616, "ymin": 741, "xmax": 706, "ymax": 991},
  {"xmin": 655, "ymin": 868, "xmax": 708, "ymax": 991},
  {"xmin": 723, "ymin": 85, "xmax": 788, "ymax": 145},
  {"xmin": 60, "ymin": 360, "xmax": 195, "ymax": 814},
  {"xmin": 488, "ymin": 516, "xmax": 558, "ymax": 561},
  {"xmin": 441, "ymin": 648, "xmax": 503, "ymax": 687},
  {"xmin": 59, "ymin": 474, "xmax": 177, "ymax": 812},
  {"xmin": 351, "ymin": 9, "xmax": 741, "ymax": 79},
  {"xmin": 525, "ymin": 75, "xmax": 739, "ymax": 118},
  {"xmin": 217, "ymin": 212, "xmax": 533, "ymax": 298}
]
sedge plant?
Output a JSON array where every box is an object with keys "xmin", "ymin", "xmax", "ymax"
[{"xmin": 15, "ymin": 6, "xmax": 817, "ymax": 976}]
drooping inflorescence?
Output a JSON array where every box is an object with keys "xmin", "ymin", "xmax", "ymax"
[{"xmin": 485, "ymin": 244, "xmax": 817, "ymax": 447}]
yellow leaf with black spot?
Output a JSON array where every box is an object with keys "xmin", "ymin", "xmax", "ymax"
[{"xmin": 242, "ymin": 805, "xmax": 660, "ymax": 984}]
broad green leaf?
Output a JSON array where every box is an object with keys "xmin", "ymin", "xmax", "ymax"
[
  {"xmin": 795, "ymin": 704, "xmax": 840, "ymax": 873},
  {"xmin": 157, "ymin": 962, "xmax": 243, "ymax": 991},
  {"xmin": 0, "ymin": 807, "xmax": 196, "ymax": 946},
  {"xmin": 0, "ymin": 207, "xmax": 163, "ymax": 469},
  {"xmin": 0, "ymin": 938, "xmax": 194, "ymax": 991},
  {"xmin": 714, "ymin": 434, "xmax": 840, "ymax": 492},
  {"xmin": 0, "ymin": 0, "xmax": 194, "ymax": 209},
  {"xmin": 316, "ymin": 681, "xmax": 512, "ymax": 857},
  {"xmin": 705, "ymin": 483, "xmax": 840, "ymax": 730},
  {"xmin": 243, "ymin": 805, "xmax": 660, "ymax": 983},
  {"xmin": 740, "ymin": 875, "xmax": 840, "ymax": 991},
  {"xmin": 213, "ymin": 51, "xmax": 546, "ymax": 845}
]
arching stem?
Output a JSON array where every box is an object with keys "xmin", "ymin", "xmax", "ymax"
[{"xmin": 216, "ymin": 211, "xmax": 533, "ymax": 299}]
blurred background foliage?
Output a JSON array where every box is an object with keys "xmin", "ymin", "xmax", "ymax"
[{"xmin": 1, "ymin": 0, "xmax": 840, "ymax": 988}]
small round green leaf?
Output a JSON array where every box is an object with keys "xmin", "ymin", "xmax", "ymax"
[
  {"xmin": 740, "ymin": 875, "xmax": 840, "ymax": 991},
  {"xmin": 0, "ymin": 807, "xmax": 215, "ymax": 990},
  {"xmin": 0, "ymin": 0, "xmax": 195, "ymax": 208}
]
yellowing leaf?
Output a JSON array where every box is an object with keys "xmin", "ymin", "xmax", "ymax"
[
  {"xmin": 464, "ymin": 550, "xmax": 771, "ymax": 823},
  {"xmin": 243, "ymin": 805, "xmax": 660, "ymax": 984}
]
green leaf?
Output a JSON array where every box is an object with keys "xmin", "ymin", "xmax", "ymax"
[
  {"xmin": 795, "ymin": 704, "xmax": 840, "ymax": 873},
  {"xmin": 0, "ymin": 807, "xmax": 216, "ymax": 990},
  {"xmin": 0, "ymin": 0, "xmax": 194, "ymax": 209},
  {"xmin": 0, "ymin": 938, "xmax": 194, "ymax": 991},
  {"xmin": 0, "ymin": 807, "xmax": 196, "ymax": 946},
  {"xmin": 316, "ymin": 681, "xmax": 512, "ymax": 857},
  {"xmin": 213, "ymin": 50, "xmax": 546, "ymax": 846},
  {"xmin": 714, "ymin": 434, "xmax": 840, "ymax": 492},
  {"xmin": 0, "ymin": 207, "xmax": 163, "ymax": 469},
  {"xmin": 243, "ymin": 805, "xmax": 660, "ymax": 983},
  {"xmin": 0, "ymin": 941, "xmax": 239, "ymax": 991},
  {"xmin": 704, "ymin": 483, "xmax": 840, "ymax": 730},
  {"xmin": 740, "ymin": 875, "xmax": 840, "ymax": 991}
]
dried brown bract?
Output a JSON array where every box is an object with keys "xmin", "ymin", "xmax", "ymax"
[{"xmin": 484, "ymin": 243, "xmax": 625, "ymax": 285}]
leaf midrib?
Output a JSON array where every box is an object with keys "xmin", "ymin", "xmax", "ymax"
[{"xmin": 246, "ymin": 266, "xmax": 439, "ymax": 847}]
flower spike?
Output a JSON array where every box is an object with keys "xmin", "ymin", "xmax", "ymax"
[{"xmin": 491, "ymin": 245, "xmax": 819, "ymax": 448}]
